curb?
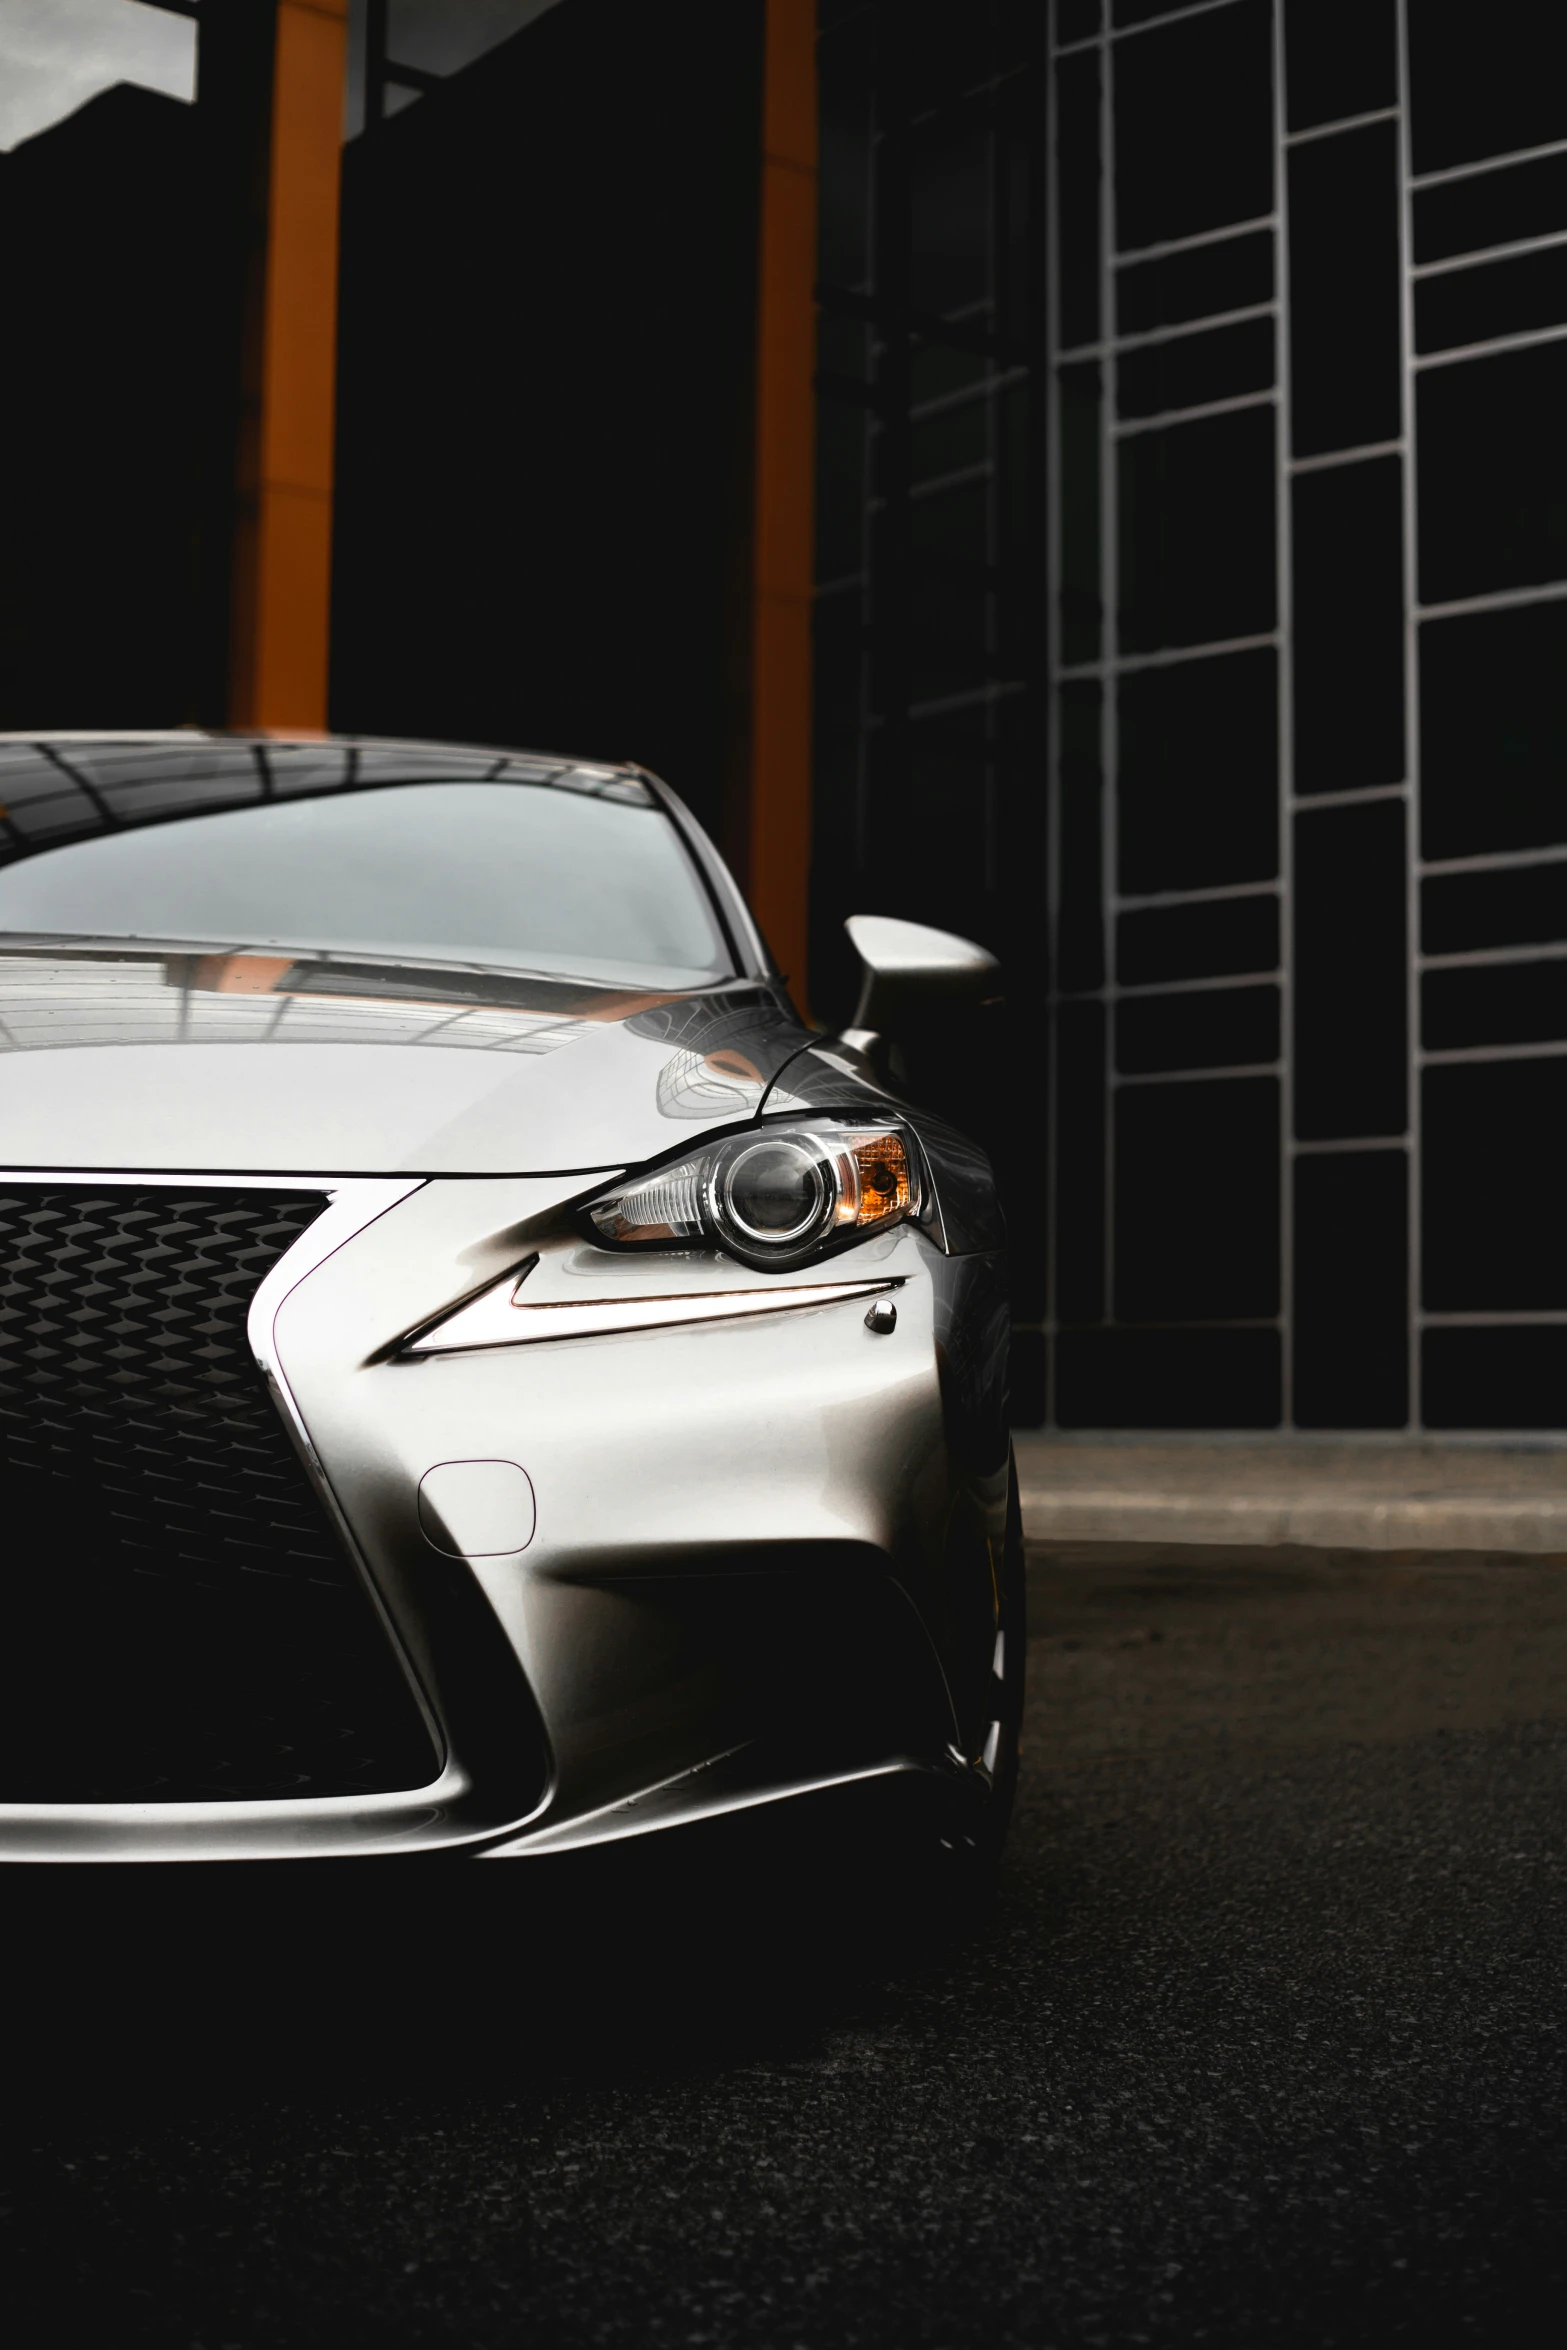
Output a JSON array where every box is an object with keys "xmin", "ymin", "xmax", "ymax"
[{"xmin": 1017, "ymin": 1487, "xmax": 1567, "ymax": 1553}]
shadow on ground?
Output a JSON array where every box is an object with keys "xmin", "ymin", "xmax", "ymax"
[{"xmin": 4, "ymin": 1546, "xmax": 1567, "ymax": 2346}]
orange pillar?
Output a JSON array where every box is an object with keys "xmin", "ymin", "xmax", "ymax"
[
  {"xmin": 748, "ymin": 0, "xmax": 819, "ymax": 1006},
  {"xmin": 230, "ymin": 0, "xmax": 348, "ymax": 731}
]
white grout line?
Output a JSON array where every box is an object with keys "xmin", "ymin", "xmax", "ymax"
[
  {"xmin": 1396, "ymin": 0, "xmax": 1422, "ymax": 1434},
  {"xmin": 1275, "ymin": 0, "xmax": 1295, "ymax": 1428}
]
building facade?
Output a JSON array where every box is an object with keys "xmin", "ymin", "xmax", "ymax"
[
  {"xmin": 813, "ymin": 0, "xmax": 1567, "ymax": 1431},
  {"xmin": 2, "ymin": 0, "xmax": 1564, "ymax": 1431}
]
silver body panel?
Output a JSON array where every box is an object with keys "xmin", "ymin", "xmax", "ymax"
[
  {"xmin": 0, "ymin": 948, "xmax": 808, "ymax": 1174},
  {"xmin": 0, "ymin": 1169, "xmax": 1004, "ymax": 1863},
  {"xmin": 0, "ymin": 734, "xmax": 1011, "ymax": 1862}
]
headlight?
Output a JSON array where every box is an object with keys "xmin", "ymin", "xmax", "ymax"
[{"xmin": 587, "ymin": 1120, "xmax": 920, "ymax": 1270}]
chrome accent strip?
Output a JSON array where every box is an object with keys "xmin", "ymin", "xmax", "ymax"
[
  {"xmin": 486, "ymin": 1756, "xmax": 927, "ymax": 1858},
  {"xmin": 409, "ymin": 1273, "xmax": 905, "ymax": 1354}
]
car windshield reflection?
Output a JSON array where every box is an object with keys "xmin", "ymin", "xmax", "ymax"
[{"xmin": 0, "ymin": 743, "xmax": 734, "ymax": 993}]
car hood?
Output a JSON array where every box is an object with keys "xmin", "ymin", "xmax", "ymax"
[{"xmin": 0, "ymin": 944, "xmax": 812, "ymax": 1174}]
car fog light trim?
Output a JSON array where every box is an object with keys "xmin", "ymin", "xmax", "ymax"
[{"xmin": 408, "ymin": 1275, "xmax": 904, "ymax": 1353}]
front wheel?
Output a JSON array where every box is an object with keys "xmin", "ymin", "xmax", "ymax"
[
  {"xmin": 941, "ymin": 1445, "xmax": 1026, "ymax": 1872},
  {"xmin": 869, "ymin": 1447, "xmax": 1026, "ymax": 1934}
]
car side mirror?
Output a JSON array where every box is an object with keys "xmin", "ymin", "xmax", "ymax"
[{"xmin": 844, "ymin": 913, "xmax": 1002, "ymax": 1037}]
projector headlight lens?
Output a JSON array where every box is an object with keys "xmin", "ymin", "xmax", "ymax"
[
  {"xmin": 587, "ymin": 1121, "xmax": 918, "ymax": 1269},
  {"xmin": 719, "ymin": 1138, "xmax": 832, "ymax": 1248}
]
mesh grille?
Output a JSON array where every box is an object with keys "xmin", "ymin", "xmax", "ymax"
[{"xmin": 0, "ymin": 1185, "xmax": 440, "ymax": 1801}]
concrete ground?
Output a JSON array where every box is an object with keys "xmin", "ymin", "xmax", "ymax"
[
  {"xmin": 1015, "ymin": 1431, "xmax": 1567, "ymax": 1550},
  {"xmin": 5, "ymin": 1509, "xmax": 1567, "ymax": 2346}
]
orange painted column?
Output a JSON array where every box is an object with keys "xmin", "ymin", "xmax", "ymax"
[
  {"xmin": 230, "ymin": 0, "xmax": 349, "ymax": 731},
  {"xmin": 748, "ymin": 0, "xmax": 819, "ymax": 1006}
]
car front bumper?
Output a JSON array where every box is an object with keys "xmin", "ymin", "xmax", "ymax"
[{"xmin": 2, "ymin": 1173, "xmax": 1007, "ymax": 1862}]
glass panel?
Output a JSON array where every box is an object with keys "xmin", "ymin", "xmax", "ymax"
[
  {"xmin": 1408, "ymin": 0, "xmax": 1567, "ymax": 177},
  {"xmin": 809, "ymin": 587, "xmax": 864, "ymax": 1001},
  {"xmin": 910, "ymin": 341, "xmax": 990, "ymax": 405},
  {"xmin": 1055, "ymin": 0, "xmax": 1102, "ymax": 42},
  {"xmin": 910, "ymin": 125, "xmax": 992, "ymax": 317},
  {"xmin": 1118, "ymin": 892, "xmax": 1279, "ymax": 985},
  {"xmin": 1424, "ymin": 1326, "xmax": 1567, "ymax": 1429},
  {"xmin": 1056, "ymin": 1327, "xmax": 1281, "ymax": 1427},
  {"xmin": 1415, "ymin": 246, "xmax": 1567, "ymax": 354},
  {"xmin": 1417, "ymin": 341, "xmax": 1567, "ymax": 602},
  {"xmin": 817, "ymin": 311, "xmax": 871, "ymax": 387},
  {"xmin": 1113, "ymin": 0, "xmax": 1209, "ymax": 23},
  {"xmin": 1420, "ymin": 603, "xmax": 1567, "ymax": 859},
  {"xmin": 998, "ymin": 0, "xmax": 1050, "ymax": 69},
  {"xmin": 816, "ymin": 396, "xmax": 868, "ymax": 578},
  {"xmin": 1422, "ymin": 862, "xmax": 1567, "ymax": 954},
  {"xmin": 1117, "ymin": 314, "xmax": 1274, "ymax": 420},
  {"xmin": 1054, "ymin": 999, "xmax": 1106, "ymax": 1323},
  {"xmin": 1116, "ymin": 229, "xmax": 1273, "ymax": 336},
  {"xmin": 1114, "ymin": 0, "xmax": 1273, "ymax": 254},
  {"xmin": 905, "ymin": 0, "xmax": 1004, "ymax": 113},
  {"xmin": 1293, "ymin": 796, "xmax": 1407, "ymax": 1139},
  {"xmin": 1414, "ymin": 152, "xmax": 1567, "ymax": 265},
  {"xmin": 1292, "ymin": 454, "xmax": 1405, "ymax": 793},
  {"xmin": 908, "ymin": 479, "xmax": 989, "ymax": 700},
  {"xmin": 1284, "ymin": 0, "xmax": 1396, "ymax": 135},
  {"xmin": 1058, "ymin": 361, "xmax": 1103, "ymax": 665},
  {"xmin": 1056, "ymin": 47, "xmax": 1102, "ymax": 349},
  {"xmin": 813, "ymin": 583, "xmax": 864, "ymax": 761},
  {"xmin": 910, "ymin": 396, "xmax": 990, "ymax": 483},
  {"xmin": 995, "ymin": 97, "xmax": 1038, "ymax": 347},
  {"xmin": 1057, "ymin": 679, "xmax": 1105, "ymax": 991},
  {"xmin": 818, "ymin": 4, "xmax": 875, "ymax": 288},
  {"xmin": 1423, "ymin": 1059, "xmax": 1567, "ymax": 1308},
  {"xmin": 1115, "ymin": 982, "xmax": 1279, "ymax": 1073},
  {"xmin": 1117, "ymin": 405, "xmax": 1277, "ymax": 653},
  {"xmin": 1423, "ymin": 959, "xmax": 1567, "ymax": 1050},
  {"xmin": 1293, "ymin": 1150, "xmax": 1408, "ymax": 1427},
  {"xmin": 1288, "ymin": 120, "xmax": 1401, "ymax": 458},
  {"xmin": 998, "ymin": 376, "xmax": 1038, "ymax": 569},
  {"xmin": 1115, "ymin": 1075, "xmax": 1280, "ymax": 1317},
  {"xmin": 899, "ymin": 712, "xmax": 991, "ymax": 922},
  {"xmin": 1118, "ymin": 646, "xmax": 1278, "ymax": 892}
]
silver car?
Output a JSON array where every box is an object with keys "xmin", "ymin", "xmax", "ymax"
[{"xmin": 0, "ymin": 733, "xmax": 1022, "ymax": 1873}]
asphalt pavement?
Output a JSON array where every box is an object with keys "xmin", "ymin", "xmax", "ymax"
[{"xmin": 5, "ymin": 1540, "xmax": 1567, "ymax": 2347}]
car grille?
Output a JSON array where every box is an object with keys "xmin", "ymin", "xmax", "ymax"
[{"xmin": 0, "ymin": 1184, "xmax": 440, "ymax": 1802}]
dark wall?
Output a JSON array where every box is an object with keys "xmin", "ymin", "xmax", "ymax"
[
  {"xmin": 810, "ymin": 0, "xmax": 1050, "ymax": 1409},
  {"xmin": 0, "ymin": 3, "xmax": 288, "ymax": 734},
  {"xmin": 330, "ymin": 0, "xmax": 766, "ymax": 849},
  {"xmin": 1041, "ymin": 0, "xmax": 1567, "ymax": 1432},
  {"xmin": 818, "ymin": 0, "xmax": 1567, "ymax": 1431},
  {"xmin": 0, "ymin": 88, "xmax": 204, "ymax": 727}
]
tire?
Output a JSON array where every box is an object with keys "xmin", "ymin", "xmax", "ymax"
[{"xmin": 915, "ymin": 1446, "xmax": 1027, "ymax": 1919}]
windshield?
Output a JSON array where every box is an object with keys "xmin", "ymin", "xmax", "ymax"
[{"xmin": 0, "ymin": 745, "xmax": 734, "ymax": 991}]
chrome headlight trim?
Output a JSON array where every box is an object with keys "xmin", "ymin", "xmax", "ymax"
[{"xmin": 584, "ymin": 1117, "xmax": 921, "ymax": 1272}]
